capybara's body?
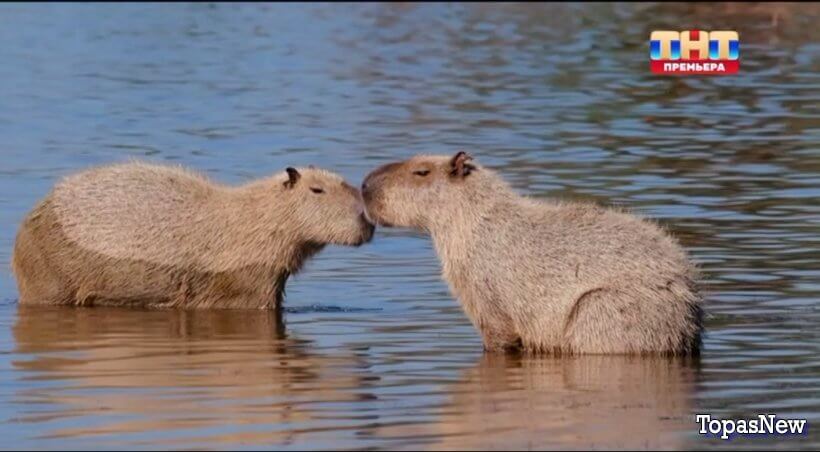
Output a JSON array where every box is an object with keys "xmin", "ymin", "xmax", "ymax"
[
  {"xmin": 12, "ymin": 162, "xmax": 373, "ymax": 309},
  {"xmin": 362, "ymin": 153, "xmax": 702, "ymax": 355}
]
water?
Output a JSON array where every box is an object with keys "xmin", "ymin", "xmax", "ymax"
[{"xmin": 0, "ymin": 3, "xmax": 818, "ymax": 450}]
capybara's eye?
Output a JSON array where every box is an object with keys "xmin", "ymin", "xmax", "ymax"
[
  {"xmin": 310, "ymin": 187, "xmax": 325, "ymax": 194},
  {"xmin": 413, "ymin": 170, "xmax": 430, "ymax": 177}
]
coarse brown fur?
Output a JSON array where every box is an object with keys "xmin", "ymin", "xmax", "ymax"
[
  {"xmin": 362, "ymin": 152, "xmax": 703, "ymax": 355},
  {"xmin": 12, "ymin": 161, "xmax": 374, "ymax": 309}
]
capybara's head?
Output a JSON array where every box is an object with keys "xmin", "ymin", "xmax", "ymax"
[
  {"xmin": 280, "ymin": 167, "xmax": 374, "ymax": 246},
  {"xmin": 362, "ymin": 152, "xmax": 500, "ymax": 231}
]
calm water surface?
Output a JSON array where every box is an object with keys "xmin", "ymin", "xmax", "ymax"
[{"xmin": 0, "ymin": 3, "xmax": 818, "ymax": 450}]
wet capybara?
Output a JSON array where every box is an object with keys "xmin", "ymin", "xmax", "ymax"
[
  {"xmin": 362, "ymin": 152, "xmax": 702, "ymax": 355},
  {"xmin": 12, "ymin": 162, "xmax": 374, "ymax": 309}
]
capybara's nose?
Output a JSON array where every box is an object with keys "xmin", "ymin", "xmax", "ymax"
[
  {"xmin": 362, "ymin": 162, "xmax": 399, "ymax": 201},
  {"xmin": 361, "ymin": 175, "xmax": 374, "ymax": 201},
  {"xmin": 361, "ymin": 172, "xmax": 376, "ymax": 190}
]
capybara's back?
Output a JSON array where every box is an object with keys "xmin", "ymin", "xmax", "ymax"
[
  {"xmin": 13, "ymin": 163, "xmax": 221, "ymax": 307},
  {"xmin": 12, "ymin": 162, "xmax": 373, "ymax": 309}
]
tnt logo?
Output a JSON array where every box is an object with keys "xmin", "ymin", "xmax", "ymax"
[{"xmin": 650, "ymin": 30, "xmax": 739, "ymax": 75}]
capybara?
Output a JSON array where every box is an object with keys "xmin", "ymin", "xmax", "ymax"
[
  {"xmin": 362, "ymin": 152, "xmax": 702, "ymax": 355},
  {"xmin": 12, "ymin": 162, "xmax": 374, "ymax": 309}
]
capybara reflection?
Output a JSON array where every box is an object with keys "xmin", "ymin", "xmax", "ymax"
[
  {"xmin": 362, "ymin": 152, "xmax": 702, "ymax": 355},
  {"xmin": 12, "ymin": 162, "xmax": 374, "ymax": 309},
  {"xmin": 373, "ymin": 354, "xmax": 699, "ymax": 449},
  {"xmin": 12, "ymin": 305, "xmax": 371, "ymax": 445}
]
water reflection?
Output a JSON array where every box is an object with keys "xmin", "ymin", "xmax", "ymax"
[
  {"xmin": 12, "ymin": 306, "xmax": 372, "ymax": 448},
  {"xmin": 374, "ymin": 354, "xmax": 699, "ymax": 450}
]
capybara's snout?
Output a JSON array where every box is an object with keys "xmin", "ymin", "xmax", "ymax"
[
  {"xmin": 361, "ymin": 162, "xmax": 402, "ymax": 226},
  {"xmin": 361, "ymin": 162, "xmax": 401, "ymax": 202},
  {"xmin": 361, "ymin": 171, "xmax": 377, "ymax": 203}
]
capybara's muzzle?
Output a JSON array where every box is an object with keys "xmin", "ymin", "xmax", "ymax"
[{"xmin": 361, "ymin": 162, "xmax": 401, "ymax": 203}]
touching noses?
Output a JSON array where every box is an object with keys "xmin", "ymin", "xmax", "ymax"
[
  {"xmin": 361, "ymin": 162, "xmax": 400, "ymax": 201},
  {"xmin": 361, "ymin": 173, "xmax": 376, "ymax": 201}
]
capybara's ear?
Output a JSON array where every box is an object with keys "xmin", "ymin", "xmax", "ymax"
[
  {"xmin": 284, "ymin": 167, "xmax": 301, "ymax": 188},
  {"xmin": 449, "ymin": 151, "xmax": 475, "ymax": 178}
]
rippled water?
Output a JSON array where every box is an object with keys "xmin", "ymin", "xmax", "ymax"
[{"xmin": 0, "ymin": 3, "xmax": 818, "ymax": 450}]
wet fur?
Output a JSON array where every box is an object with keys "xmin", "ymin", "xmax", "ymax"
[
  {"xmin": 362, "ymin": 154, "xmax": 703, "ymax": 355},
  {"xmin": 12, "ymin": 162, "xmax": 372, "ymax": 309}
]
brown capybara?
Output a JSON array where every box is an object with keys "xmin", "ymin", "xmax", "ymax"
[
  {"xmin": 12, "ymin": 161, "xmax": 374, "ymax": 309},
  {"xmin": 362, "ymin": 152, "xmax": 702, "ymax": 355}
]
